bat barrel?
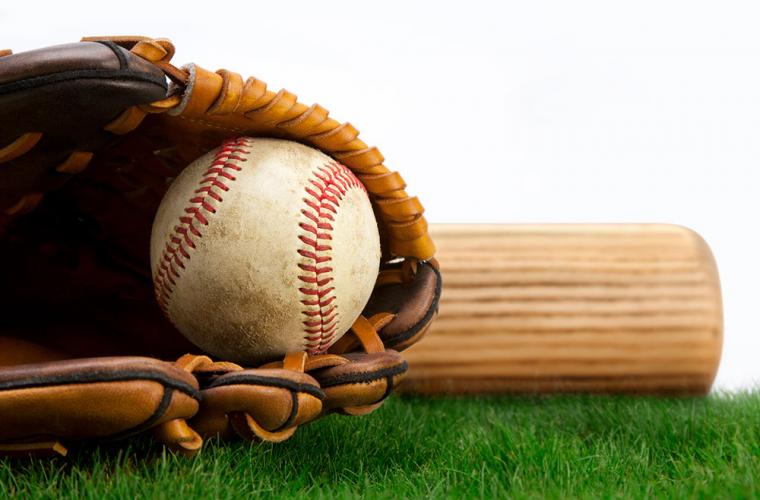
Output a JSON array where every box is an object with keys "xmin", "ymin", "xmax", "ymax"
[{"xmin": 400, "ymin": 224, "xmax": 723, "ymax": 395}]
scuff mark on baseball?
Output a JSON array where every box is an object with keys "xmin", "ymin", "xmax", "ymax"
[{"xmin": 150, "ymin": 137, "xmax": 381, "ymax": 364}]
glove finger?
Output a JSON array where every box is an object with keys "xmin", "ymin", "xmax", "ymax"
[
  {"xmin": 0, "ymin": 41, "xmax": 167, "ymax": 211},
  {"xmin": 0, "ymin": 356, "xmax": 200, "ymax": 456},
  {"xmin": 191, "ymin": 368, "xmax": 324, "ymax": 442},
  {"xmin": 310, "ymin": 350, "xmax": 408, "ymax": 415},
  {"xmin": 332, "ymin": 261, "xmax": 441, "ymax": 354}
]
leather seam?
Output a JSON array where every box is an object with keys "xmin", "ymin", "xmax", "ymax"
[
  {"xmin": 273, "ymin": 391, "xmax": 300, "ymax": 432},
  {"xmin": 95, "ymin": 40, "xmax": 128, "ymax": 70},
  {"xmin": 0, "ymin": 372, "xmax": 200, "ymax": 400},
  {"xmin": 0, "ymin": 68, "xmax": 166, "ymax": 96},
  {"xmin": 317, "ymin": 359, "xmax": 408, "ymax": 389},
  {"xmin": 381, "ymin": 374, "xmax": 394, "ymax": 401},
  {"xmin": 105, "ymin": 386, "xmax": 176, "ymax": 441},
  {"xmin": 208, "ymin": 373, "xmax": 325, "ymax": 400}
]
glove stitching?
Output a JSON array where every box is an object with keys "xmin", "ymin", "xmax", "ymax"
[
  {"xmin": 317, "ymin": 359, "xmax": 408, "ymax": 389},
  {"xmin": 297, "ymin": 162, "xmax": 365, "ymax": 353},
  {"xmin": 0, "ymin": 371, "xmax": 200, "ymax": 400},
  {"xmin": 207, "ymin": 373, "xmax": 325, "ymax": 400}
]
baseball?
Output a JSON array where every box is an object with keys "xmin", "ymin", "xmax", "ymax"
[{"xmin": 150, "ymin": 137, "xmax": 381, "ymax": 364}]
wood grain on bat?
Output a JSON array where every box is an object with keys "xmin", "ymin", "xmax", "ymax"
[{"xmin": 400, "ymin": 224, "xmax": 723, "ymax": 395}]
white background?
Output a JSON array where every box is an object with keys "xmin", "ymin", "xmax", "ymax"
[{"xmin": 2, "ymin": 1, "xmax": 758, "ymax": 390}]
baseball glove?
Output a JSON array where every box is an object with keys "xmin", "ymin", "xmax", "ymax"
[{"xmin": 0, "ymin": 36, "xmax": 441, "ymax": 457}]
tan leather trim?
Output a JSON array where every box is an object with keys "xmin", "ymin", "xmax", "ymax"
[
  {"xmin": 229, "ymin": 413, "xmax": 297, "ymax": 442},
  {"xmin": 360, "ymin": 171, "xmax": 406, "ymax": 194},
  {"xmin": 123, "ymin": 38, "xmax": 436, "ymax": 261},
  {"xmin": 0, "ymin": 132, "xmax": 42, "ymax": 163},
  {"xmin": 105, "ymin": 106, "xmax": 148, "ymax": 134},
  {"xmin": 0, "ymin": 381, "xmax": 195, "ymax": 441},
  {"xmin": 3, "ymin": 193, "xmax": 43, "ymax": 215},
  {"xmin": 153, "ymin": 419, "xmax": 203, "ymax": 456},
  {"xmin": 283, "ymin": 352, "xmax": 307, "ymax": 372},
  {"xmin": 55, "ymin": 151, "xmax": 93, "ymax": 174},
  {"xmin": 349, "ymin": 316, "xmax": 385, "ymax": 354},
  {"xmin": 341, "ymin": 402, "xmax": 383, "ymax": 416},
  {"xmin": 190, "ymin": 366, "xmax": 324, "ymax": 441}
]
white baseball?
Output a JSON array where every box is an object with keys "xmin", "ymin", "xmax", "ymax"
[{"xmin": 150, "ymin": 137, "xmax": 381, "ymax": 364}]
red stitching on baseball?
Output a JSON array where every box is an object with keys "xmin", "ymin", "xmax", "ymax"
[
  {"xmin": 153, "ymin": 137, "xmax": 252, "ymax": 317},
  {"xmin": 298, "ymin": 161, "xmax": 366, "ymax": 353}
]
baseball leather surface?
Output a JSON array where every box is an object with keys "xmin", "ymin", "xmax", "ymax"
[{"xmin": 150, "ymin": 137, "xmax": 381, "ymax": 363}]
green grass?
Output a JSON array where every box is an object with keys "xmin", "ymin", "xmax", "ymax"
[{"xmin": 1, "ymin": 391, "xmax": 758, "ymax": 499}]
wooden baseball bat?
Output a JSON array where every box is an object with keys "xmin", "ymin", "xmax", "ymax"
[{"xmin": 400, "ymin": 224, "xmax": 723, "ymax": 395}]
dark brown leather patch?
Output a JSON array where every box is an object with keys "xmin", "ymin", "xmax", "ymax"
[
  {"xmin": 363, "ymin": 262, "xmax": 441, "ymax": 350},
  {"xmin": 0, "ymin": 41, "xmax": 167, "ymax": 206}
]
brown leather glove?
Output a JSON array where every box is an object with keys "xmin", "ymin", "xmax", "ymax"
[{"xmin": 0, "ymin": 37, "xmax": 441, "ymax": 456}]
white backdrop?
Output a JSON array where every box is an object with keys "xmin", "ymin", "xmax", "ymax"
[{"xmin": 2, "ymin": 1, "xmax": 758, "ymax": 390}]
